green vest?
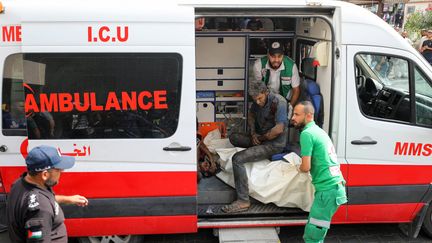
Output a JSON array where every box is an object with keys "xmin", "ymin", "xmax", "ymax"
[{"xmin": 260, "ymin": 56, "xmax": 295, "ymax": 99}]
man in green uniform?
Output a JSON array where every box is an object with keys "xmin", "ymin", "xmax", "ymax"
[{"xmin": 291, "ymin": 101, "xmax": 347, "ymax": 243}]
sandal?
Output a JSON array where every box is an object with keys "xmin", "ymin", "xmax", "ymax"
[{"xmin": 221, "ymin": 200, "xmax": 250, "ymax": 213}]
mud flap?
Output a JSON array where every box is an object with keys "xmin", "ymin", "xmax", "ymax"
[{"xmin": 399, "ymin": 183, "xmax": 432, "ymax": 238}]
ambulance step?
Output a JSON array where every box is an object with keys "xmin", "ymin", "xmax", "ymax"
[
  {"xmin": 198, "ymin": 218, "xmax": 307, "ymax": 228},
  {"xmin": 217, "ymin": 227, "xmax": 280, "ymax": 243},
  {"xmin": 198, "ymin": 203, "xmax": 306, "ymax": 217}
]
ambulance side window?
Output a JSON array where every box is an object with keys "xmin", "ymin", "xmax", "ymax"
[
  {"xmin": 414, "ymin": 67, "xmax": 432, "ymax": 126},
  {"xmin": 355, "ymin": 53, "xmax": 411, "ymax": 123},
  {"xmin": 2, "ymin": 53, "xmax": 183, "ymax": 139},
  {"xmin": 2, "ymin": 54, "xmax": 27, "ymax": 136}
]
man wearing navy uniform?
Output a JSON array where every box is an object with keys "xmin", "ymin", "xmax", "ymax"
[{"xmin": 6, "ymin": 145, "xmax": 88, "ymax": 242}]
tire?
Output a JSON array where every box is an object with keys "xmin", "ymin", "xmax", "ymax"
[
  {"xmin": 422, "ymin": 204, "xmax": 432, "ymax": 238},
  {"xmin": 77, "ymin": 235, "xmax": 145, "ymax": 243},
  {"xmin": 0, "ymin": 201, "xmax": 7, "ymax": 233}
]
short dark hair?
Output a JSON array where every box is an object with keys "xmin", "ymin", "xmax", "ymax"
[
  {"xmin": 298, "ymin": 101, "xmax": 315, "ymax": 115},
  {"xmin": 27, "ymin": 170, "xmax": 42, "ymax": 176}
]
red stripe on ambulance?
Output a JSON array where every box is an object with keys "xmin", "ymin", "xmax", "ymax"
[
  {"xmin": 347, "ymin": 164, "xmax": 432, "ymax": 186},
  {"xmin": 0, "ymin": 167, "xmax": 196, "ymax": 197}
]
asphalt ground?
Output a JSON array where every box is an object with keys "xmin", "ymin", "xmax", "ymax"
[{"xmin": 135, "ymin": 224, "xmax": 432, "ymax": 243}]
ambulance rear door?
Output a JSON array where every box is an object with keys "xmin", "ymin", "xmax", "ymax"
[
  {"xmin": 2, "ymin": 1, "xmax": 198, "ymax": 236},
  {"xmin": 0, "ymin": 3, "xmax": 26, "ymax": 230}
]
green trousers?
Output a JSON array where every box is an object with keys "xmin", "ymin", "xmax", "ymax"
[{"xmin": 303, "ymin": 183, "xmax": 347, "ymax": 243}]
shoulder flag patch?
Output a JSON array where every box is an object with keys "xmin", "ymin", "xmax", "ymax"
[{"xmin": 27, "ymin": 230, "xmax": 42, "ymax": 239}]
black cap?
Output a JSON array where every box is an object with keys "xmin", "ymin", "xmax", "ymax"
[{"xmin": 268, "ymin": 41, "xmax": 284, "ymax": 55}]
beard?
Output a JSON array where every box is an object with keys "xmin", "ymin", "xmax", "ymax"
[
  {"xmin": 294, "ymin": 123, "xmax": 305, "ymax": 131},
  {"xmin": 44, "ymin": 177, "xmax": 58, "ymax": 187},
  {"xmin": 270, "ymin": 61, "xmax": 282, "ymax": 69},
  {"xmin": 293, "ymin": 119, "xmax": 307, "ymax": 131}
]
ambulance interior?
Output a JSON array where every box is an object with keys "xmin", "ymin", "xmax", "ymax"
[{"xmin": 195, "ymin": 16, "xmax": 334, "ymax": 219}]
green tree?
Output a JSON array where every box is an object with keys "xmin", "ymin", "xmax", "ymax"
[{"xmin": 405, "ymin": 11, "xmax": 432, "ymax": 42}]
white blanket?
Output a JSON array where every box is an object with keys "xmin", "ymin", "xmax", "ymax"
[{"xmin": 205, "ymin": 132, "xmax": 314, "ymax": 212}]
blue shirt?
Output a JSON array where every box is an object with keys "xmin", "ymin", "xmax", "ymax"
[{"xmin": 250, "ymin": 92, "xmax": 288, "ymax": 148}]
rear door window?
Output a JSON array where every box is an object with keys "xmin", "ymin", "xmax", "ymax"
[{"xmin": 2, "ymin": 53, "xmax": 182, "ymax": 139}]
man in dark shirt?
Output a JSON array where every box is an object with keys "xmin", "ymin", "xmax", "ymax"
[
  {"xmin": 7, "ymin": 145, "xmax": 88, "ymax": 242},
  {"xmin": 222, "ymin": 81, "xmax": 288, "ymax": 213},
  {"xmin": 421, "ymin": 30, "xmax": 432, "ymax": 65}
]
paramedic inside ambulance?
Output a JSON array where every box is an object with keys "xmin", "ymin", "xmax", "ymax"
[
  {"xmin": 291, "ymin": 101, "xmax": 347, "ymax": 243},
  {"xmin": 222, "ymin": 81, "xmax": 288, "ymax": 213},
  {"xmin": 253, "ymin": 41, "xmax": 301, "ymax": 117},
  {"xmin": 7, "ymin": 145, "xmax": 88, "ymax": 242},
  {"xmin": 2, "ymin": 101, "xmax": 26, "ymax": 130}
]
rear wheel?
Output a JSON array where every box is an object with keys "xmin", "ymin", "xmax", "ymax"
[
  {"xmin": 422, "ymin": 204, "xmax": 432, "ymax": 238},
  {"xmin": 78, "ymin": 235, "xmax": 145, "ymax": 243}
]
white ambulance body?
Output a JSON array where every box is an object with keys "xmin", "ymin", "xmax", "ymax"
[{"xmin": 0, "ymin": 0, "xmax": 431, "ymax": 241}]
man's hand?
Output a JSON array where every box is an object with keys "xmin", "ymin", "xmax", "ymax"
[
  {"xmin": 56, "ymin": 195, "xmax": 89, "ymax": 207},
  {"xmin": 251, "ymin": 133, "xmax": 261, "ymax": 145},
  {"xmin": 287, "ymin": 103, "xmax": 293, "ymax": 120},
  {"xmin": 290, "ymin": 86, "xmax": 300, "ymax": 107},
  {"xmin": 299, "ymin": 156, "xmax": 311, "ymax": 173},
  {"xmin": 69, "ymin": 195, "xmax": 89, "ymax": 207}
]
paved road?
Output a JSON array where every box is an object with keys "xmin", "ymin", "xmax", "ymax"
[
  {"xmin": 2, "ymin": 224, "xmax": 432, "ymax": 242},
  {"xmin": 136, "ymin": 224, "xmax": 432, "ymax": 243}
]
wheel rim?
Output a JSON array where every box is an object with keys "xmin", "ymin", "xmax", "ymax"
[{"xmin": 87, "ymin": 235, "xmax": 132, "ymax": 243}]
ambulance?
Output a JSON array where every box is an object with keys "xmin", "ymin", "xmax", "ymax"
[{"xmin": 0, "ymin": 0, "xmax": 431, "ymax": 242}]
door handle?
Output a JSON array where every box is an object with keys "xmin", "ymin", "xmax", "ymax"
[
  {"xmin": 163, "ymin": 146, "xmax": 192, "ymax": 151},
  {"xmin": 0, "ymin": 145, "xmax": 8, "ymax": 152},
  {"xmin": 351, "ymin": 140, "xmax": 377, "ymax": 145}
]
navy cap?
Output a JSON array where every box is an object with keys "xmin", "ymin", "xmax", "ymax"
[
  {"xmin": 268, "ymin": 41, "xmax": 284, "ymax": 55},
  {"xmin": 26, "ymin": 145, "xmax": 75, "ymax": 172}
]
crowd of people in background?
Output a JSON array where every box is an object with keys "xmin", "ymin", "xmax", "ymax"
[
  {"xmin": 399, "ymin": 28, "xmax": 432, "ymax": 65},
  {"xmin": 417, "ymin": 29, "xmax": 432, "ymax": 65}
]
